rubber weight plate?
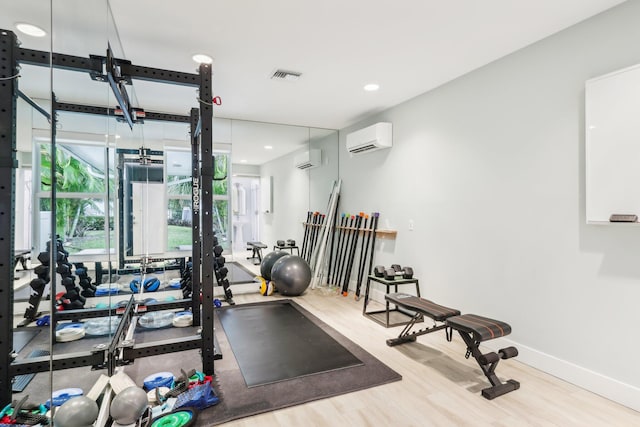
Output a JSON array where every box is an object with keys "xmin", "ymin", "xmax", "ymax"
[{"xmin": 151, "ymin": 407, "xmax": 197, "ymax": 427}]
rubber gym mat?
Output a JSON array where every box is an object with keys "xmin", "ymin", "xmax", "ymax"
[
  {"xmin": 13, "ymin": 328, "xmax": 41, "ymax": 353},
  {"xmin": 217, "ymin": 299, "xmax": 363, "ymax": 387},
  {"xmin": 12, "ymin": 349, "xmax": 50, "ymax": 392},
  {"xmin": 226, "ymin": 262, "xmax": 256, "ymax": 285}
]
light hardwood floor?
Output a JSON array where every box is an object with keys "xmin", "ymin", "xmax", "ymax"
[
  {"xmin": 220, "ymin": 289, "xmax": 639, "ymax": 427},
  {"xmin": 12, "ymin": 255, "xmax": 639, "ymax": 425}
]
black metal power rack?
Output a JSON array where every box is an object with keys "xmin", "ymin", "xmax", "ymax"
[{"xmin": 0, "ymin": 28, "xmax": 219, "ymax": 406}]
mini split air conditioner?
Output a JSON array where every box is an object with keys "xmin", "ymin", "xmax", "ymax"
[
  {"xmin": 346, "ymin": 122, "xmax": 392, "ymax": 155},
  {"xmin": 294, "ymin": 149, "xmax": 321, "ymax": 170}
]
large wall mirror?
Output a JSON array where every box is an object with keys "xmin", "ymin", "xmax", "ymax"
[{"xmin": 4, "ymin": 0, "xmax": 339, "ymax": 411}]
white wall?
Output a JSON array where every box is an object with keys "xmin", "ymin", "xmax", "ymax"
[
  {"xmin": 309, "ymin": 131, "xmax": 340, "ymax": 212},
  {"xmin": 339, "ymin": 1, "xmax": 640, "ymax": 411},
  {"xmin": 260, "ymin": 149, "xmax": 309, "ymax": 250}
]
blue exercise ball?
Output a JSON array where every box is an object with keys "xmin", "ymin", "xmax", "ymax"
[
  {"xmin": 260, "ymin": 251, "xmax": 289, "ymax": 281},
  {"xmin": 271, "ymin": 255, "xmax": 311, "ymax": 296}
]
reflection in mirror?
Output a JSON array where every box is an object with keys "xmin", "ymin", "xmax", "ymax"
[
  {"xmin": 2, "ymin": 0, "xmax": 54, "ymax": 412},
  {"xmin": 226, "ymin": 119, "xmax": 339, "ymax": 292},
  {"xmin": 4, "ymin": 1, "xmax": 341, "ymax": 412}
]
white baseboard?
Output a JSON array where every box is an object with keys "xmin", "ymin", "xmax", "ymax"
[{"xmin": 498, "ymin": 339, "xmax": 640, "ymax": 412}]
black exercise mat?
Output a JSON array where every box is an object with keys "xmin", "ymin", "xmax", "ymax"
[
  {"xmin": 13, "ymin": 328, "xmax": 41, "ymax": 353},
  {"xmin": 218, "ymin": 300, "xmax": 362, "ymax": 387},
  {"xmin": 226, "ymin": 262, "xmax": 256, "ymax": 285},
  {"xmin": 121, "ymin": 298, "xmax": 402, "ymax": 426},
  {"xmin": 12, "ymin": 349, "xmax": 50, "ymax": 392}
]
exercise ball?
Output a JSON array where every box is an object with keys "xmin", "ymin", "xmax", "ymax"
[
  {"xmin": 110, "ymin": 386, "xmax": 149, "ymax": 425},
  {"xmin": 260, "ymin": 251, "xmax": 289, "ymax": 280},
  {"xmin": 54, "ymin": 396, "xmax": 99, "ymax": 427},
  {"xmin": 270, "ymin": 255, "xmax": 311, "ymax": 296}
]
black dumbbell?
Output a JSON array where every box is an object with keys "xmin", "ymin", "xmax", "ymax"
[
  {"xmin": 56, "ymin": 264, "xmax": 71, "ymax": 276},
  {"xmin": 216, "ymin": 266, "xmax": 229, "ymax": 281},
  {"xmin": 383, "ymin": 266, "xmax": 414, "ymax": 280},
  {"xmin": 29, "ymin": 278, "xmax": 47, "ymax": 292},
  {"xmin": 286, "ymin": 239, "xmax": 296, "ymax": 246},
  {"xmin": 277, "ymin": 240, "xmax": 286, "ymax": 247},
  {"xmin": 81, "ymin": 288, "xmax": 96, "ymax": 298},
  {"xmin": 37, "ymin": 252, "xmax": 50, "ymax": 265},
  {"xmin": 374, "ymin": 265, "xmax": 386, "ymax": 277}
]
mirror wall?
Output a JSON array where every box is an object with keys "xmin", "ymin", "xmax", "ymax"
[{"xmin": 6, "ymin": 0, "xmax": 339, "ymax": 407}]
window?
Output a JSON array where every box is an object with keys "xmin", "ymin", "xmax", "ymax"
[{"xmin": 36, "ymin": 142, "xmax": 114, "ymax": 255}]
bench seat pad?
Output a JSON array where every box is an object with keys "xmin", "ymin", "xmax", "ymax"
[
  {"xmin": 247, "ymin": 241, "xmax": 268, "ymax": 248},
  {"xmin": 385, "ymin": 293, "xmax": 460, "ymax": 322},
  {"xmin": 447, "ymin": 314, "xmax": 511, "ymax": 341}
]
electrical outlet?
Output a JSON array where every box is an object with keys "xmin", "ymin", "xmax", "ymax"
[{"xmin": 409, "ymin": 219, "xmax": 414, "ymax": 231}]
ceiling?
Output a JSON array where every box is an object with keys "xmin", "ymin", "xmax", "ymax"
[{"xmin": 1, "ymin": 0, "xmax": 627, "ymax": 160}]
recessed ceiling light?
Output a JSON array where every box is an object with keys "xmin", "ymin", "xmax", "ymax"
[
  {"xmin": 15, "ymin": 23, "xmax": 46, "ymax": 37},
  {"xmin": 264, "ymin": 145, "xmax": 273, "ymax": 150},
  {"xmin": 364, "ymin": 83, "xmax": 379, "ymax": 91},
  {"xmin": 192, "ymin": 54, "xmax": 213, "ymax": 64}
]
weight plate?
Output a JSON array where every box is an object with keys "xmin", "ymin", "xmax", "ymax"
[
  {"xmin": 55, "ymin": 323, "xmax": 86, "ymax": 342},
  {"xmin": 151, "ymin": 408, "xmax": 197, "ymax": 427},
  {"xmin": 143, "ymin": 372, "xmax": 174, "ymax": 391},
  {"xmin": 46, "ymin": 387, "xmax": 83, "ymax": 408},
  {"xmin": 172, "ymin": 312, "xmax": 193, "ymax": 327}
]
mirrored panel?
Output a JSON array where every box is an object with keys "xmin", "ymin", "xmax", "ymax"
[
  {"xmin": 3, "ymin": 0, "xmax": 339, "ymax": 415},
  {"xmin": 225, "ymin": 119, "xmax": 339, "ymax": 292}
]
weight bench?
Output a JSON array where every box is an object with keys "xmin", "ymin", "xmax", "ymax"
[
  {"xmin": 246, "ymin": 241, "xmax": 267, "ymax": 265},
  {"xmin": 14, "ymin": 249, "xmax": 31, "ymax": 271},
  {"xmin": 385, "ymin": 292, "xmax": 520, "ymax": 399}
]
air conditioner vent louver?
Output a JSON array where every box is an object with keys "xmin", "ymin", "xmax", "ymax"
[
  {"xmin": 346, "ymin": 122, "xmax": 393, "ymax": 155},
  {"xmin": 271, "ymin": 69, "xmax": 302, "ymax": 81},
  {"xmin": 350, "ymin": 144, "xmax": 378, "ymax": 153},
  {"xmin": 294, "ymin": 149, "xmax": 321, "ymax": 170}
]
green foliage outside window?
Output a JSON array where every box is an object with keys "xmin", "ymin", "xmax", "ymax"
[{"xmin": 40, "ymin": 144, "xmax": 111, "ymax": 241}]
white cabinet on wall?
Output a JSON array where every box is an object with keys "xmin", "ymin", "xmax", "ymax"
[{"xmin": 586, "ymin": 63, "xmax": 640, "ymax": 224}]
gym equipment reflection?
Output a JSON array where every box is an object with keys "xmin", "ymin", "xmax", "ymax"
[{"xmin": 1, "ymin": 28, "xmax": 219, "ymax": 406}]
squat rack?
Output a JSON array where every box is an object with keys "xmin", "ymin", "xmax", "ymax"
[{"xmin": 0, "ymin": 29, "xmax": 218, "ymax": 406}]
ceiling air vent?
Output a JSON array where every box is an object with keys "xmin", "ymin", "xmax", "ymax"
[{"xmin": 271, "ymin": 69, "xmax": 302, "ymax": 81}]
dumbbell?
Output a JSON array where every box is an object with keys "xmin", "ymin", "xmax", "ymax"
[
  {"xmin": 215, "ymin": 266, "xmax": 229, "ymax": 281},
  {"xmin": 286, "ymin": 239, "xmax": 296, "ymax": 246},
  {"xmin": 277, "ymin": 240, "xmax": 286, "ymax": 247},
  {"xmin": 215, "ymin": 256, "xmax": 226, "ymax": 269},
  {"xmin": 373, "ymin": 265, "xmax": 414, "ymax": 279},
  {"xmin": 37, "ymin": 252, "xmax": 50, "ymax": 265},
  {"xmin": 213, "ymin": 245, "xmax": 224, "ymax": 257},
  {"xmin": 56, "ymin": 264, "xmax": 72, "ymax": 276},
  {"xmin": 373, "ymin": 266, "xmax": 386, "ymax": 277},
  {"xmin": 382, "ymin": 264, "xmax": 414, "ymax": 280},
  {"xmin": 29, "ymin": 278, "xmax": 48, "ymax": 293}
]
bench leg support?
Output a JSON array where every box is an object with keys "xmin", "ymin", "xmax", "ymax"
[
  {"xmin": 386, "ymin": 314, "xmax": 449, "ymax": 346},
  {"xmin": 457, "ymin": 331, "xmax": 520, "ymax": 399}
]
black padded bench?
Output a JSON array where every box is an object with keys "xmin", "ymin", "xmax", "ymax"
[
  {"xmin": 246, "ymin": 241, "xmax": 268, "ymax": 264},
  {"xmin": 385, "ymin": 293, "xmax": 460, "ymax": 346},
  {"xmin": 385, "ymin": 292, "xmax": 520, "ymax": 399}
]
